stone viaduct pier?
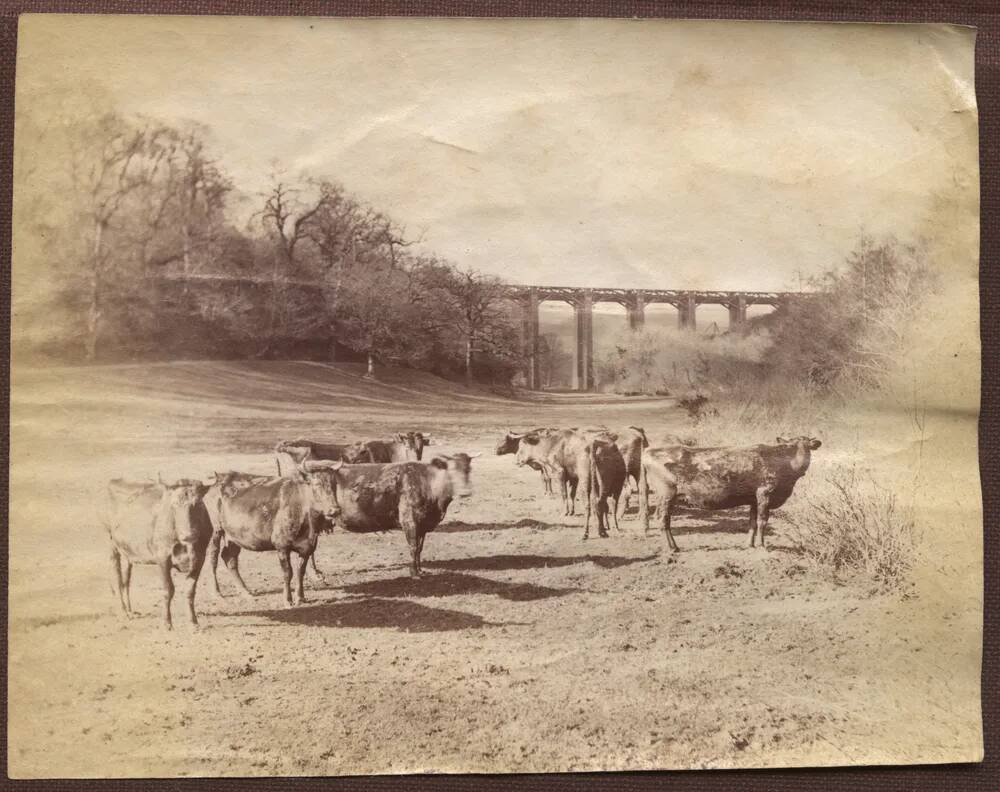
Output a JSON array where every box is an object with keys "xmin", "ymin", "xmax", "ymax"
[{"xmin": 504, "ymin": 286, "xmax": 799, "ymax": 391}]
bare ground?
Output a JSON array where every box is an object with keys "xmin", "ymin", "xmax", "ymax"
[{"xmin": 7, "ymin": 361, "xmax": 982, "ymax": 777}]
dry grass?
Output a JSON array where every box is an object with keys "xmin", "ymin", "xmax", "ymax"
[{"xmin": 783, "ymin": 464, "xmax": 920, "ymax": 591}]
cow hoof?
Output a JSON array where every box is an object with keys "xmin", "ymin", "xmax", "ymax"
[{"xmin": 599, "ymin": 532, "xmax": 609, "ymax": 539}]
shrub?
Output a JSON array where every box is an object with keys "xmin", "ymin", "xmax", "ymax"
[{"xmin": 783, "ymin": 464, "xmax": 920, "ymax": 591}]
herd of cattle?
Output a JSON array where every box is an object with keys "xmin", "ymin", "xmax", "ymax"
[{"xmin": 103, "ymin": 427, "xmax": 822, "ymax": 629}]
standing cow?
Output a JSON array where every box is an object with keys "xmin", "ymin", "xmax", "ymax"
[
  {"xmin": 639, "ymin": 436, "xmax": 822, "ymax": 551},
  {"xmin": 495, "ymin": 427, "xmax": 559, "ymax": 494},
  {"xmin": 514, "ymin": 428, "xmax": 626, "ymax": 540},
  {"xmin": 103, "ymin": 477, "xmax": 213, "ymax": 630},
  {"xmin": 304, "ymin": 452, "xmax": 477, "ymax": 577},
  {"xmin": 206, "ymin": 464, "xmax": 343, "ymax": 606},
  {"xmin": 616, "ymin": 428, "xmax": 696, "ymax": 519},
  {"xmin": 275, "ymin": 432, "xmax": 430, "ymax": 475}
]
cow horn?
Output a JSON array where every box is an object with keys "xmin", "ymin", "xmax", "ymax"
[{"xmin": 467, "ymin": 451, "xmax": 482, "ymax": 459}]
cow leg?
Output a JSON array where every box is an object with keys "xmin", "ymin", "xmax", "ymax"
[
  {"xmin": 310, "ymin": 553, "xmax": 324, "ymax": 579},
  {"xmin": 612, "ymin": 493, "xmax": 622, "ymax": 533},
  {"xmin": 597, "ymin": 498, "xmax": 610, "ymax": 539},
  {"xmin": 208, "ymin": 531, "xmax": 224, "ymax": 597},
  {"xmin": 293, "ymin": 554, "xmax": 310, "ymax": 605},
  {"xmin": 184, "ymin": 544, "xmax": 206, "ymax": 628},
  {"xmin": 277, "ymin": 549, "xmax": 294, "ymax": 607},
  {"xmin": 568, "ymin": 477, "xmax": 579, "ymax": 517},
  {"xmin": 109, "ymin": 546, "xmax": 129, "ymax": 618},
  {"xmin": 221, "ymin": 542, "xmax": 254, "ymax": 598},
  {"xmin": 402, "ymin": 526, "xmax": 422, "ymax": 578},
  {"xmin": 121, "ymin": 558, "xmax": 134, "ymax": 615},
  {"xmin": 661, "ymin": 489, "xmax": 680, "ymax": 553},
  {"xmin": 158, "ymin": 560, "xmax": 175, "ymax": 630},
  {"xmin": 747, "ymin": 502, "xmax": 759, "ymax": 548},
  {"xmin": 415, "ymin": 533, "xmax": 426, "ymax": 576},
  {"xmin": 755, "ymin": 488, "xmax": 772, "ymax": 550}
]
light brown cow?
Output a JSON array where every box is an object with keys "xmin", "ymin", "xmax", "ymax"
[
  {"xmin": 103, "ymin": 477, "xmax": 213, "ymax": 630},
  {"xmin": 514, "ymin": 428, "xmax": 626, "ymax": 540}
]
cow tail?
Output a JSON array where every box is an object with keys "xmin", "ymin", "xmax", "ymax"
[{"xmin": 638, "ymin": 452, "xmax": 649, "ymax": 533}]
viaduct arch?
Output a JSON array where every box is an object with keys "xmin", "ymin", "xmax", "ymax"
[{"xmin": 505, "ymin": 286, "xmax": 799, "ymax": 391}]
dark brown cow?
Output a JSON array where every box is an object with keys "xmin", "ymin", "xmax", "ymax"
[
  {"xmin": 639, "ymin": 436, "xmax": 822, "ymax": 551},
  {"xmin": 275, "ymin": 432, "xmax": 430, "ymax": 475},
  {"xmin": 514, "ymin": 428, "xmax": 626, "ymax": 539},
  {"xmin": 305, "ymin": 452, "xmax": 477, "ymax": 577},
  {"xmin": 495, "ymin": 427, "xmax": 559, "ymax": 494},
  {"xmin": 201, "ymin": 471, "xmax": 322, "ymax": 593},
  {"xmin": 206, "ymin": 464, "xmax": 343, "ymax": 606},
  {"xmin": 103, "ymin": 477, "xmax": 213, "ymax": 629}
]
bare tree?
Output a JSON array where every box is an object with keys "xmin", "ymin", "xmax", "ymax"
[
  {"xmin": 440, "ymin": 268, "xmax": 513, "ymax": 385},
  {"xmin": 68, "ymin": 114, "xmax": 182, "ymax": 359}
]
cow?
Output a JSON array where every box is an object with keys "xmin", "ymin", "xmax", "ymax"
[
  {"xmin": 514, "ymin": 428, "xmax": 626, "ymax": 540},
  {"xmin": 275, "ymin": 432, "xmax": 431, "ymax": 475},
  {"xmin": 303, "ymin": 452, "xmax": 478, "ymax": 577},
  {"xmin": 639, "ymin": 436, "xmax": 822, "ymax": 551},
  {"xmin": 102, "ymin": 476, "xmax": 213, "ymax": 630},
  {"xmin": 616, "ymin": 428, "xmax": 696, "ymax": 518},
  {"xmin": 495, "ymin": 427, "xmax": 560, "ymax": 494},
  {"xmin": 206, "ymin": 464, "xmax": 344, "ymax": 606}
]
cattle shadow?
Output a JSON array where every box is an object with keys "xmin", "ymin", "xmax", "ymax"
[
  {"xmin": 637, "ymin": 509, "xmax": 752, "ymax": 536},
  {"xmin": 339, "ymin": 571, "xmax": 576, "ymax": 602},
  {"xmin": 424, "ymin": 553, "xmax": 658, "ymax": 573},
  {"xmin": 436, "ymin": 518, "xmax": 565, "ymax": 533},
  {"xmin": 11, "ymin": 611, "xmax": 106, "ymax": 631},
  {"xmin": 245, "ymin": 597, "xmax": 499, "ymax": 632}
]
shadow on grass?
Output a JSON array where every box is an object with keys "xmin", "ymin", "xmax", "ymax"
[
  {"xmin": 425, "ymin": 553, "xmax": 658, "ymax": 573},
  {"xmin": 246, "ymin": 596, "xmax": 502, "ymax": 632},
  {"xmin": 11, "ymin": 611, "xmax": 106, "ymax": 631},
  {"xmin": 435, "ymin": 518, "xmax": 567, "ymax": 533},
  {"xmin": 340, "ymin": 570, "xmax": 577, "ymax": 602}
]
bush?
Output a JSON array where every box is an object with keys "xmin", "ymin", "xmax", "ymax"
[{"xmin": 783, "ymin": 464, "xmax": 920, "ymax": 591}]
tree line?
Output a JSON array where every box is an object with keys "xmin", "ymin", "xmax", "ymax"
[{"xmin": 14, "ymin": 91, "xmax": 522, "ymax": 385}]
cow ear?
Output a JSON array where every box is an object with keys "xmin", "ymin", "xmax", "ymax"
[
  {"xmin": 776, "ymin": 436, "xmax": 789, "ymax": 444},
  {"xmin": 809, "ymin": 439, "xmax": 822, "ymax": 450},
  {"xmin": 523, "ymin": 435, "xmax": 540, "ymax": 445},
  {"xmin": 430, "ymin": 457, "xmax": 449, "ymax": 470}
]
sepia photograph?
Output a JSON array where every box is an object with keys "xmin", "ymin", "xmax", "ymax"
[{"xmin": 7, "ymin": 14, "xmax": 983, "ymax": 777}]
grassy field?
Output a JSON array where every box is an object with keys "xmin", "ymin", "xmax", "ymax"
[{"xmin": 7, "ymin": 361, "xmax": 982, "ymax": 776}]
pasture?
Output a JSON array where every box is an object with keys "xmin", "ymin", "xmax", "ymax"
[{"xmin": 7, "ymin": 361, "xmax": 981, "ymax": 776}]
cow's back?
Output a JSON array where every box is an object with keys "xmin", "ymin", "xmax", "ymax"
[
  {"xmin": 216, "ymin": 477, "xmax": 306, "ymax": 550},
  {"xmin": 655, "ymin": 445, "xmax": 776, "ymax": 510},
  {"xmin": 334, "ymin": 463, "xmax": 408, "ymax": 532}
]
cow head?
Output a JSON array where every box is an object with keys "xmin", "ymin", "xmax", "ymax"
[
  {"xmin": 495, "ymin": 428, "xmax": 525, "ymax": 455},
  {"xmin": 430, "ymin": 452, "xmax": 480, "ymax": 498},
  {"xmin": 776, "ymin": 436, "xmax": 822, "ymax": 450},
  {"xmin": 156, "ymin": 477, "xmax": 212, "ymax": 533},
  {"xmin": 514, "ymin": 433, "xmax": 543, "ymax": 467},
  {"xmin": 300, "ymin": 460, "xmax": 345, "ymax": 522},
  {"xmin": 776, "ymin": 436, "xmax": 822, "ymax": 475}
]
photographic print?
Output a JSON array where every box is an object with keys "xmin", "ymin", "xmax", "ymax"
[{"xmin": 7, "ymin": 14, "xmax": 983, "ymax": 777}]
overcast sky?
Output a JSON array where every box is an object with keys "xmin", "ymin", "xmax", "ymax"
[{"xmin": 18, "ymin": 15, "xmax": 976, "ymax": 291}]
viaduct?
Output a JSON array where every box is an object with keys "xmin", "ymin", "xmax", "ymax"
[{"xmin": 504, "ymin": 286, "xmax": 800, "ymax": 391}]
